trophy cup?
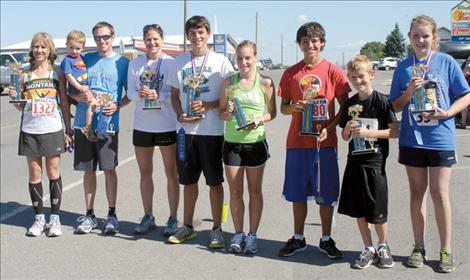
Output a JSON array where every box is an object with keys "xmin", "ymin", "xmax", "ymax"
[
  {"xmin": 96, "ymin": 93, "xmax": 115, "ymax": 137},
  {"xmin": 300, "ymin": 86, "xmax": 321, "ymax": 136},
  {"xmin": 226, "ymin": 85, "xmax": 256, "ymax": 131},
  {"xmin": 184, "ymin": 76, "xmax": 204, "ymax": 118},
  {"xmin": 410, "ymin": 64, "xmax": 437, "ymax": 114},
  {"xmin": 141, "ymin": 69, "xmax": 161, "ymax": 110},
  {"xmin": 8, "ymin": 62, "xmax": 26, "ymax": 104},
  {"xmin": 347, "ymin": 104, "xmax": 378, "ymax": 155}
]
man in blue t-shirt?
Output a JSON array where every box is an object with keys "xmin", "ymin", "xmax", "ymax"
[{"xmin": 72, "ymin": 21, "xmax": 129, "ymax": 236}]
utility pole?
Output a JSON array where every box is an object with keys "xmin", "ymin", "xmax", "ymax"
[
  {"xmin": 255, "ymin": 12, "xmax": 258, "ymax": 48},
  {"xmin": 342, "ymin": 52, "xmax": 345, "ymax": 69},
  {"xmin": 281, "ymin": 34, "xmax": 283, "ymax": 66},
  {"xmin": 183, "ymin": 0, "xmax": 187, "ymax": 53}
]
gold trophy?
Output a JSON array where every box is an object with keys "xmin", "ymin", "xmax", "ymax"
[
  {"xmin": 8, "ymin": 62, "xmax": 26, "ymax": 104},
  {"xmin": 300, "ymin": 85, "xmax": 321, "ymax": 136},
  {"xmin": 141, "ymin": 69, "xmax": 161, "ymax": 110},
  {"xmin": 411, "ymin": 64, "xmax": 436, "ymax": 113},
  {"xmin": 348, "ymin": 104, "xmax": 378, "ymax": 155},
  {"xmin": 184, "ymin": 76, "xmax": 204, "ymax": 118}
]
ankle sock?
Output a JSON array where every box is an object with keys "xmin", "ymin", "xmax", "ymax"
[
  {"xmin": 321, "ymin": 235, "xmax": 331, "ymax": 242},
  {"xmin": 294, "ymin": 234, "xmax": 304, "ymax": 240}
]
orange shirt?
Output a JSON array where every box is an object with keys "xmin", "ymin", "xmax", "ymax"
[{"xmin": 278, "ymin": 59, "xmax": 350, "ymax": 149}]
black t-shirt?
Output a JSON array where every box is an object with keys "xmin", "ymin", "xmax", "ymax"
[{"xmin": 339, "ymin": 90, "xmax": 397, "ymax": 164}]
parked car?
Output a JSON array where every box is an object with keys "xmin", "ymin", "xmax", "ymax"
[
  {"xmin": 372, "ymin": 60, "xmax": 380, "ymax": 70},
  {"xmin": 439, "ymin": 40, "xmax": 470, "ymax": 59},
  {"xmin": 260, "ymin": 59, "xmax": 273, "ymax": 70},
  {"xmin": 377, "ymin": 57, "xmax": 401, "ymax": 70},
  {"xmin": 0, "ymin": 51, "xmax": 29, "ymax": 94}
]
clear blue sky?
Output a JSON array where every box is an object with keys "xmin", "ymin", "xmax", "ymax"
[{"xmin": 0, "ymin": 0, "xmax": 457, "ymax": 66}]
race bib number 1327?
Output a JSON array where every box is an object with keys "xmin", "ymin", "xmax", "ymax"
[{"xmin": 32, "ymin": 98, "xmax": 56, "ymax": 117}]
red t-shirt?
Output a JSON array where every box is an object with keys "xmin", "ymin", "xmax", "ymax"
[{"xmin": 278, "ymin": 59, "xmax": 351, "ymax": 149}]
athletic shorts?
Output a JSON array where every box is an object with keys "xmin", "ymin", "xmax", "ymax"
[
  {"xmin": 338, "ymin": 162, "xmax": 388, "ymax": 224},
  {"xmin": 133, "ymin": 129, "xmax": 177, "ymax": 147},
  {"xmin": 282, "ymin": 147, "xmax": 339, "ymax": 206},
  {"xmin": 223, "ymin": 140, "xmax": 270, "ymax": 167},
  {"xmin": 399, "ymin": 146, "xmax": 457, "ymax": 167},
  {"xmin": 73, "ymin": 128, "xmax": 118, "ymax": 171},
  {"xmin": 18, "ymin": 130, "xmax": 65, "ymax": 157},
  {"xmin": 177, "ymin": 134, "xmax": 224, "ymax": 186}
]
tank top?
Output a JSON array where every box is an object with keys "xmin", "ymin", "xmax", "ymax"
[
  {"xmin": 224, "ymin": 73, "xmax": 266, "ymax": 143},
  {"xmin": 21, "ymin": 67, "xmax": 63, "ymax": 134}
]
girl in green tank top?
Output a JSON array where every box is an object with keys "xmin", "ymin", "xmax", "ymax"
[{"xmin": 218, "ymin": 40, "xmax": 277, "ymax": 254}]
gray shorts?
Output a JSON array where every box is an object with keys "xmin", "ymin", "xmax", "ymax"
[
  {"xmin": 18, "ymin": 130, "xmax": 65, "ymax": 157},
  {"xmin": 73, "ymin": 129, "xmax": 119, "ymax": 171}
]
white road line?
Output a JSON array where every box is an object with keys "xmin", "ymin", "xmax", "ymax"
[
  {"xmin": 0, "ymin": 155, "xmax": 136, "ymax": 222},
  {"xmin": 453, "ymin": 165, "xmax": 470, "ymax": 170}
]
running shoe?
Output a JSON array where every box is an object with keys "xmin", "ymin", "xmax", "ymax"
[
  {"xmin": 74, "ymin": 215, "xmax": 98, "ymax": 234},
  {"xmin": 319, "ymin": 237, "xmax": 343, "ymax": 259},
  {"xmin": 208, "ymin": 228, "xmax": 224, "ymax": 249},
  {"xmin": 229, "ymin": 232, "xmax": 246, "ymax": 253},
  {"xmin": 406, "ymin": 245, "xmax": 426, "ymax": 268},
  {"xmin": 103, "ymin": 215, "xmax": 120, "ymax": 235},
  {"xmin": 163, "ymin": 217, "xmax": 178, "ymax": 237},
  {"xmin": 134, "ymin": 215, "xmax": 156, "ymax": 235},
  {"xmin": 376, "ymin": 244, "xmax": 394, "ymax": 268},
  {"xmin": 438, "ymin": 250, "xmax": 455, "ymax": 273},
  {"xmin": 244, "ymin": 233, "xmax": 258, "ymax": 254},
  {"xmin": 26, "ymin": 214, "xmax": 46, "ymax": 237},
  {"xmin": 168, "ymin": 225, "xmax": 197, "ymax": 244},
  {"xmin": 352, "ymin": 247, "xmax": 376, "ymax": 269},
  {"xmin": 47, "ymin": 214, "xmax": 62, "ymax": 237},
  {"xmin": 278, "ymin": 237, "xmax": 307, "ymax": 257}
]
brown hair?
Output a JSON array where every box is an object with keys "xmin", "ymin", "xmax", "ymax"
[
  {"xmin": 92, "ymin": 21, "xmax": 115, "ymax": 36},
  {"xmin": 143, "ymin": 24, "xmax": 164, "ymax": 39},
  {"xmin": 236, "ymin": 40, "xmax": 257, "ymax": 56},
  {"xmin": 409, "ymin": 15, "xmax": 439, "ymax": 50},
  {"xmin": 29, "ymin": 32, "xmax": 58, "ymax": 67},
  {"xmin": 185, "ymin": 15, "xmax": 210, "ymax": 36},
  {"xmin": 296, "ymin": 22, "xmax": 326, "ymax": 50},
  {"xmin": 66, "ymin": 30, "xmax": 86, "ymax": 46},
  {"xmin": 347, "ymin": 55, "xmax": 373, "ymax": 73}
]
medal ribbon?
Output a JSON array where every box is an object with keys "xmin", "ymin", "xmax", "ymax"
[{"xmin": 191, "ymin": 50, "xmax": 210, "ymax": 84}]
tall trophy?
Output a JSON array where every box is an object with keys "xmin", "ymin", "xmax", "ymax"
[
  {"xmin": 141, "ymin": 69, "xmax": 161, "ymax": 110},
  {"xmin": 96, "ymin": 92, "xmax": 115, "ymax": 137},
  {"xmin": 348, "ymin": 104, "xmax": 378, "ymax": 155},
  {"xmin": 227, "ymin": 85, "xmax": 255, "ymax": 131},
  {"xmin": 8, "ymin": 62, "xmax": 26, "ymax": 104},
  {"xmin": 410, "ymin": 64, "xmax": 437, "ymax": 113},
  {"xmin": 300, "ymin": 86, "xmax": 321, "ymax": 136},
  {"xmin": 184, "ymin": 76, "xmax": 204, "ymax": 118}
]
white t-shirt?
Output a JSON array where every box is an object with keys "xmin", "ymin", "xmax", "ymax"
[
  {"xmin": 167, "ymin": 51, "xmax": 234, "ymax": 136},
  {"xmin": 127, "ymin": 54, "xmax": 177, "ymax": 133}
]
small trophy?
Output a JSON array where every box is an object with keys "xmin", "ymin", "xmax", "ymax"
[
  {"xmin": 348, "ymin": 104, "xmax": 378, "ymax": 155},
  {"xmin": 96, "ymin": 93, "xmax": 115, "ymax": 137},
  {"xmin": 184, "ymin": 76, "xmax": 204, "ymax": 118},
  {"xmin": 141, "ymin": 69, "xmax": 161, "ymax": 110},
  {"xmin": 226, "ymin": 85, "xmax": 256, "ymax": 131},
  {"xmin": 410, "ymin": 64, "xmax": 436, "ymax": 114},
  {"xmin": 8, "ymin": 62, "xmax": 26, "ymax": 104},
  {"xmin": 300, "ymin": 86, "xmax": 321, "ymax": 136}
]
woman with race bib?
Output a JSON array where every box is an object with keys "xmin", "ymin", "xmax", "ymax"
[
  {"xmin": 8, "ymin": 32, "xmax": 72, "ymax": 237},
  {"xmin": 389, "ymin": 15, "xmax": 470, "ymax": 273}
]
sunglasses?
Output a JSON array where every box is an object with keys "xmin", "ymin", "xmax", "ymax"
[
  {"xmin": 144, "ymin": 24, "xmax": 162, "ymax": 31},
  {"xmin": 94, "ymin": 34, "xmax": 113, "ymax": 41}
]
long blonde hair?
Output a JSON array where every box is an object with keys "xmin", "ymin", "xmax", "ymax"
[
  {"xmin": 409, "ymin": 15, "xmax": 439, "ymax": 50},
  {"xmin": 29, "ymin": 32, "xmax": 58, "ymax": 67}
]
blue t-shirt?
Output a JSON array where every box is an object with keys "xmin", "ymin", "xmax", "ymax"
[
  {"xmin": 73, "ymin": 52, "xmax": 129, "ymax": 132},
  {"xmin": 60, "ymin": 55, "xmax": 88, "ymax": 95},
  {"xmin": 389, "ymin": 51, "xmax": 470, "ymax": 150}
]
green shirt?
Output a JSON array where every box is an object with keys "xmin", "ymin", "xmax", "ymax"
[{"xmin": 224, "ymin": 73, "xmax": 266, "ymax": 143}]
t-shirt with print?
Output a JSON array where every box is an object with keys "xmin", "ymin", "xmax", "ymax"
[
  {"xmin": 60, "ymin": 55, "xmax": 88, "ymax": 95},
  {"xmin": 73, "ymin": 52, "xmax": 129, "ymax": 132},
  {"xmin": 389, "ymin": 51, "xmax": 470, "ymax": 150},
  {"xmin": 339, "ymin": 90, "xmax": 397, "ymax": 166},
  {"xmin": 127, "ymin": 54, "xmax": 176, "ymax": 133},
  {"xmin": 278, "ymin": 59, "xmax": 351, "ymax": 149},
  {"xmin": 167, "ymin": 51, "xmax": 234, "ymax": 136}
]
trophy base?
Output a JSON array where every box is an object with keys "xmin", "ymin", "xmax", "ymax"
[
  {"xmin": 236, "ymin": 121, "xmax": 256, "ymax": 131},
  {"xmin": 352, "ymin": 148, "xmax": 378, "ymax": 155},
  {"xmin": 187, "ymin": 113, "xmax": 205, "ymax": 119},
  {"xmin": 411, "ymin": 109, "xmax": 436, "ymax": 114},
  {"xmin": 299, "ymin": 131, "xmax": 321, "ymax": 136},
  {"xmin": 142, "ymin": 106, "xmax": 162, "ymax": 110},
  {"xmin": 107, "ymin": 130, "xmax": 116, "ymax": 136},
  {"xmin": 9, "ymin": 99, "xmax": 27, "ymax": 104}
]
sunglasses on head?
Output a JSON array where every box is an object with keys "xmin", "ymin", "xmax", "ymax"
[{"xmin": 94, "ymin": 34, "xmax": 112, "ymax": 41}]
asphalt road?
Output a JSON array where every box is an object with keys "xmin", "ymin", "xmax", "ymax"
[{"xmin": 1, "ymin": 69, "xmax": 469, "ymax": 279}]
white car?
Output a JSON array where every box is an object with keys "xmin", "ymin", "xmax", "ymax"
[
  {"xmin": 377, "ymin": 57, "xmax": 401, "ymax": 70},
  {"xmin": 0, "ymin": 51, "xmax": 29, "ymax": 94}
]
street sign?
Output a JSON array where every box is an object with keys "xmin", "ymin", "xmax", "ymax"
[
  {"xmin": 451, "ymin": 0, "xmax": 470, "ymax": 42},
  {"xmin": 213, "ymin": 34, "xmax": 227, "ymax": 56}
]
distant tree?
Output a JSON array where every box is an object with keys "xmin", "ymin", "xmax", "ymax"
[
  {"xmin": 384, "ymin": 23, "xmax": 406, "ymax": 58},
  {"xmin": 405, "ymin": 43, "xmax": 413, "ymax": 57},
  {"xmin": 360, "ymin": 41, "xmax": 385, "ymax": 61}
]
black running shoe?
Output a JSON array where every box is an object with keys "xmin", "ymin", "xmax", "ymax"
[
  {"xmin": 278, "ymin": 237, "xmax": 307, "ymax": 257},
  {"xmin": 319, "ymin": 237, "xmax": 343, "ymax": 259}
]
